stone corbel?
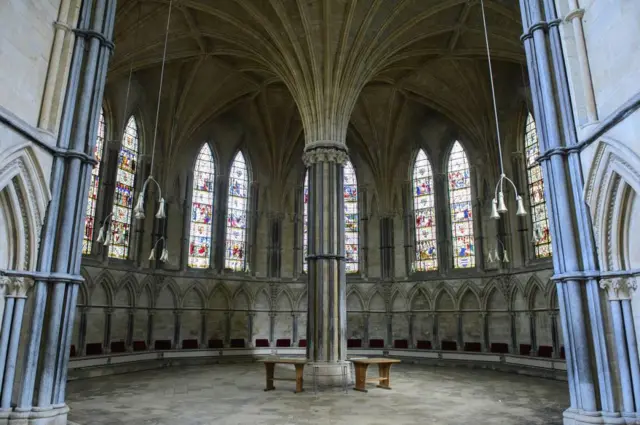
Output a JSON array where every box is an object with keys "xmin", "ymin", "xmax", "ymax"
[
  {"xmin": 600, "ymin": 278, "xmax": 637, "ymax": 301},
  {"xmin": 7, "ymin": 277, "xmax": 34, "ymax": 298}
]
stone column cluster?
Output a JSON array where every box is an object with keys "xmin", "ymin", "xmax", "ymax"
[
  {"xmin": 520, "ymin": 0, "xmax": 637, "ymax": 422},
  {"xmin": 0, "ymin": 1, "xmax": 117, "ymax": 424},
  {"xmin": 302, "ymin": 143, "xmax": 349, "ymax": 364}
]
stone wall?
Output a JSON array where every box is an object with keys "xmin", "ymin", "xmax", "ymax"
[{"xmin": 73, "ymin": 265, "xmax": 561, "ymax": 358}]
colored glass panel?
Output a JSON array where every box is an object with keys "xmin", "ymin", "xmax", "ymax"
[
  {"xmin": 225, "ymin": 151, "xmax": 249, "ymax": 271},
  {"xmin": 83, "ymin": 108, "xmax": 105, "ymax": 254},
  {"xmin": 108, "ymin": 116, "xmax": 138, "ymax": 259},
  {"xmin": 525, "ymin": 114, "xmax": 552, "ymax": 258},
  {"xmin": 188, "ymin": 144, "xmax": 216, "ymax": 268},
  {"xmin": 344, "ymin": 160, "xmax": 358, "ymax": 273},
  {"xmin": 303, "ymin": 170, "xmax": 309, "ymax": 273},
  {"xmin": 448, "ymin": 141, "xmax": 475, "ymax": 268},
  {"xmin": 412, "ymin": 149, "xmax": 438, "ymax": 271}
]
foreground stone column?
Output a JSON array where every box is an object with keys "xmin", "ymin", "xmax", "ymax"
[{"xmin": 303, "ymin": 143, "xmax": 348, "ymax": 382}]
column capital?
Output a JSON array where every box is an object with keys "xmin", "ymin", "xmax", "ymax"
[
  {"xmin": 600, "ymin": 278, "xmax": 637, "ymax": 301},
  {"xmin": 302, "ymin": 143, "xmax": 349, "ymax": 166},
  {"xmin": 104, "ymin": 307, "xmax": 115, "ymax": 315},
  {"xmin": 6, "ymin": 276, "xmax": 33, "ymax": 298}
]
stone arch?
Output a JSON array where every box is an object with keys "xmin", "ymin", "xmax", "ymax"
[
  {"xmin": 366, "ymin": 289, "xmax": 386, "ymax": 312},
  {"xmin": 156, "ymin": 279, "xmax": 179, "ymax": 309},
  {"xmin": 525, "ymin": 276, "xmax": 546, "ymax": 310},
  {"xmin": 253, "ymin": 287, "xmax": 271, "ymax": 311},
  {"xmin": 457, "ymin": 281, "xmax": 481, "ymax": 310},
  {"xmin": 0, "ymin": 144, "xmax": 49, "ymax": 271},
  {"xmin": 296, "ymin": 290, "xmax": 307, "ymax": 311},
  {"xmin": 182, "ymin": 282, "xmax": 206, "ymax": 309},
  {"xmin": 114, "ymin": 274, "xmax": 137, "ymax": 307},
  {"xmin": 346, "ymin": 288, "xmax": 365, "ymax": 311},
  {"xmin": 585, "ymin": 138, "xmax": 640, "ymax": 271},
  {"xmin": 77, "ymin": 268, "xmax": 92, "ymax": 306},
  {"xmin": 391, "ymin": 289, "xmax": 408, "ymax": 312},
  {"xmin": 209, "ymin": 284, "xmax": 231, "ymax": 310},
  {"xmin": 92, "ymin": 270, "xmax": 115, "ymax": 306},
  {"xmin": 483, "ymin": 280, "xmax": 508, "ymax": 311},
  {"xmin": 433, "ymin": 283, "xmax": 456, "ymax": 311},
  {"xmin": 275, "ymin": 288, "xmax": 294, "ymax": 311},
  {"xmin": 232, "ymin": 286, "xmax": 252, "ymax": 310},
  {"xmin": 138, "ymin": 276, "xmax": 155, "ymax": 308},
  {"xmin": 409, "ymin": 286, "xmax": 432, "ymax": 311}
]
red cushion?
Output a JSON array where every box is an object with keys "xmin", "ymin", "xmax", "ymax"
[
  {"xmin": 441, "ymin": 340, "xmax": 457, "ymax": 351},
  {"xmin": 416, "ymin": 340, "xmax": 432, "ymax": 350},
  {"xmin": 255, "ymin": 339, "xmax": 270, "ymax": 347},
  {"xmin": 538, "ymin": 345, "xmax": 553, "ymax": 358},
  {"xmin": 110, "ymin": 341, "xmax": 126, "ymax": 353},
  {"xmin": 70, "ymin": 345, "xmax": 76, "ymax": 357},
  {"xmin": 519, "ymin": 344, "xmax": 532, "ymax": 356},
  {"xmin": 85, "ymin": 343, "xmax": 103, "ymax": 356},
  {"xmin": 490, "ymin": 343, "xmax": 509, "ymax": 353},
  {"xmin": 230, "ymin": 339, "xmax": 245, "ymax": 348},
  {"xmin": 298, "ymin": 339, "xmax": 307, "ymax": 347},
  {"xmin": 560, "ymin": 346, "xmax": 565, "ymax": 359},
  {"xmin": 276, "ymin": 339, "xmax": 291, "ymax": 347},
  {"xmin": 182, "ymin": 339, "xmax": 199, "ymax": 349},
  {"xmin": 154, "ymin": 340, "xmax": 172, "ymax": 350},
  {"xmin": 369, "ymin": 339, "xmax": 384, "ymax": 348},
  {"xmin": 347, "ymin": 338, "xmax": 362, "ymax": 348},
  {"xmin": 208, "ymin": 339, "xmax": 224, "ymax": 349},
  {"xmin": 394, "ymin": 339, "xmax": 409, "ymax": 349},
  {"xmin": 133, "ymin": 340, "xmax": 147, "ymax": 351},
  {"xmin": 464, "ymin": 342, "xmax": 482, "ymax": 352}
]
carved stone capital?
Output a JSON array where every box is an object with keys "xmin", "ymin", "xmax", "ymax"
[
  {"xmin": 7, "ymin": 277, "xmax": 33, "ymax": 298},
  {"xmin": 600, "ymin": 278, "xmax": 637, "ymax": 301},
  {"xmin": 302, "ymin": 146, "xmax": 349, "ymax": 166}
]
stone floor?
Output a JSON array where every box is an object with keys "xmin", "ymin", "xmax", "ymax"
[{"xmin": 67, "ymin": 363, "xmax": 568, "ymax": 425}]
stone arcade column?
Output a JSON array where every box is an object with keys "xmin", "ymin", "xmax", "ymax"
[
  {"xmin": 302, "ymin": 144, "xmax": 349, "ymax": 382},
  {"xmin": 5, "ymin": 1, "xmax": 117, "ymax": 424},
  {"xmin": 519, "ymin": 0, "xmax": 631, "ymax": 422}
]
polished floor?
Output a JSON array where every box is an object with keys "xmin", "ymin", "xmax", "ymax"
[{"xmin": 67, "ymin": 363, "xmax": 568, "ymax": 425}]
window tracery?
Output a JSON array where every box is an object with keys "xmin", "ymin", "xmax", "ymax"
[{"xmin": 189, "ymin": 144, "xmax": 216, "ymax": 268}]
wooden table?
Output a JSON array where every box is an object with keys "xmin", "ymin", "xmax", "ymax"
[
  {"xmin": 262, "ymin": 357, "xmax": 307, "ymax": 393},
  {"xmin": 351, "ymin": 358, "xmax": 401, "ymax": 392}
]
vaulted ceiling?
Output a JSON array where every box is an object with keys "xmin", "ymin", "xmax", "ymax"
[{"xmin": 108, "ymin": 0, "xmax": 526, "ymax": 181}]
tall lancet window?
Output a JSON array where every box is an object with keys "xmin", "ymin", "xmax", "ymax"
[
  {"xmin": 83, "ymin": 108, "xmax": 106, "ymax": 254},
  {"xmin": 448, "ymin": 141, "xmax": 475, "ymax": 268},
  {"xmin": 188, "ymin": 144, "xmax": 216, "ymax": 268},
  {"xmin": 344, "ymin": 160, "xmax": 359, "ymax": 273},
  {"xmin": 412, "ymin": 149, "xmax": 438, "ymax": 271},
  {"xmin": 525, "ymin": 113, "xmax": 552, "ymax": 258},
  {"xmin": 225, "ymin": 151, "xmax": 249, "ymax": 271},
  {"xmin": 302, "ymin": 170, "xmax": 309, "ymax": 273},
  {"xmin": 109, "ymin": 116, "xmax": 139, "ymax": 259}
]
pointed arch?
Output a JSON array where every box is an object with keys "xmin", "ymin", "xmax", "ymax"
[
  {"xmin": 346, "ymin": 288, "xmax": 365, "ymax": 311},
  {"xmin": 343, "ymin": 159, "xmax": 359, "ymax": 273},
  {"xmin": 276, "ymin": 289, "xmax": 294, "ymax": 311},
  {"xmin": 412, "ymin": 149, "xmax": 438, "ymax": 271},
  {"xmin": 225, "ymin": 151, "xmax": 250, "ymax": 271},
  {"xmin": 189, "ymin": 143, "xmax": 216, "ymax": 268},
  {"xmin": 302, "ymin": 169, "xmax": 309, "ymax": 272},
  {"xmin": 524, "ymin": 113, "xmax": 552, "ymax": 258},
  {"xmin": 83, "ymin": 107, "xmax": 106, "ymax": 254},
  {"xmin": 456, "ymin": 281, "xmax": 481, "ymax": 310},
  {"xmin": 182, "ymin": 282, "xmax": 206, "ymax": 309},
  {"xmin": 209, "ymin": 284, "xmax": 231, "ymax": 310},
  {"xmin": 447, "ymin": 141, "xmax": 475, "ymax": 268},
  {"xmin": 409, "ymin": 287, "xmax": 432, "ymax": 311},
  {"xmin": 108, "ymin": 116, "xmax": 139, "ymax": 259}
]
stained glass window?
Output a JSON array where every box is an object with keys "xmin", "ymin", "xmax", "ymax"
[
  {"xmin": 302, "ymin": 170, "xmax": 309, "ymax": 273},
  {"xmin": 83, "ymin": 108, "xmax": 106, "ymax": 255},
  {"xmin": 108, "ymin": 116, "xmax": 139, "ymax": 259},
  {"xmin": 188, "ymin": 144, "xmax": 216, "ymax": 268},
  {"xmin": 344, "ymin": 160, "xmax": 359, "ymax": 273},
  {"xmin": 412, "ymin": 149, "xmax": 438, "ymax": 271},
  {"xmin": 225, "ymin": 151, "xmax": 249, "ymax": 271},
  {"xmin": 525, "ymin": 114, "xmax": 552, "ymax": 258},
  {"xmin": 448, "ymin": 141, "xmax": 475, "ymax": 268}
]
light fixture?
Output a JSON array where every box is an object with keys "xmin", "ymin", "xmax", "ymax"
[
  {"xmin": 488, "ymin": 237, "xmax": 509, "ymax": 265},
  {"xmin": 149, "ymin": 237, "xmax": 169, "ymax": 263},
  {"xmin": 479, "ymin": 0, "xmax": 527, "ymax": 220}
]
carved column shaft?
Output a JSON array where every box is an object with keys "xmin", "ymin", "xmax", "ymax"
[{"xmin": 303, "ymin": 144, "xmax": 348, "ymax": 363}]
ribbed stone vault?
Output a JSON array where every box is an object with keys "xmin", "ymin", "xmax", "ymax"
[{"xmin": 110, "ymin": 0, "xmax": 524, "ymax": 148}]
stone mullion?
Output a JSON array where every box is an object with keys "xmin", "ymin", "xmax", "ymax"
[
  {"xmin": 304, "ymin": 145, "xmax": 348, "ymax": 363},
  {"xmin": 180, "ymin": 180, "xmax": 191, "ymax": 270},
  {"xmin": 434, "ymin": 173, "xmax": 450, "ymax": 273},
  {"xmin": 402, "ymin": 180, "xmax": 414, "ymax": 275},
  {"xmin": 214, "ymin": 173, "xmax": 228, "ymax": 273}
]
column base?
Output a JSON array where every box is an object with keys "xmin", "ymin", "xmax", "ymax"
[
  {"xmin": 563, "ymin": 408, "xmax": 633, "ymax": 425},
  {"xmin": 305, "ymin": 361, "xmax": 353, "ymax": 389},
  {"xmin": 0, "ymin": 405, "xmax": 69, "ymax": 425}
]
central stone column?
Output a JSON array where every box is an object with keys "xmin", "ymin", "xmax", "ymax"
[{"xmin": 302, "ymin": 142, "xmax": 349, "ymax": 383}]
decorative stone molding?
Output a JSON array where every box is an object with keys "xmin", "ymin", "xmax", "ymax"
[
  {"xmin": 600, "ymin": 278, "xmax": 637, "ymax": 301},
  {"xmin": 302, "ymin": 147, "xmax": 349, "ymax": 166},
  {"xmin": 7, "ymin": 276, "xmax": 33, "ymax": 298},
  {"xmin": 564, "ymin": 8, "xmax": 584, "ymax": 22}
]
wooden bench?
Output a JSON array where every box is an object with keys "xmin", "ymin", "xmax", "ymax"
[
  {"xmin": 262, "ymin": 357, "xmax": 307, "ymax": 393},
  {"xmin": 351, "ymin": 357, "xmax": 401, "ymax": 392}
]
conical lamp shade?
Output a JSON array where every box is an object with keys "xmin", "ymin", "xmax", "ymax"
[
  {"xmin": 148, "ymin": 249, "xmax": 156, "ymax": 261},
  {"xmin": 96, "ymin": 226, "xmax": 105, "ymax": 244},
  {"xmin": 516, "ymin": 196, "xmax": 527, "ymax": 216},
  {"xmin": 134, "ymin": 193, "xmax": 146, "ymax": 219},
  {"xmin": 497, "ymin": 192, "xmax": 507, "ymax": 213},
  {"xmin": 490, "ymin": 199, "xmax": 500, "ymax": 220},
  {"xmin": 503, "ymin": 250, "xmax": 509, "ymax": 263}
]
